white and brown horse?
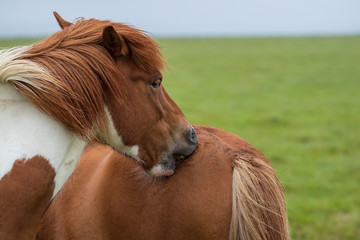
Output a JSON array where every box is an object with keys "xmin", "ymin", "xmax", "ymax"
[
  {"xmin": 37, "ymin": 125, "xmax": 289, "ymax": 240},
  {"xmin": 0, "ymin": 13, "xmax": 197, "ymax": 239}
]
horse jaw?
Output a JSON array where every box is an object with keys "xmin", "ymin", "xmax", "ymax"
[
  {"xmin": 0, "ymin": 84, "xmax": 86, "ymax": 197},
  {"xmin": 97, "ymin": 107, "xmax": 142, "ymax": 163},
  {"xmin": 100, "ymin": 108, "xmax": 180, "ymax": 177}
]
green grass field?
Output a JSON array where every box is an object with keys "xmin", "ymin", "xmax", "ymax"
[{"xmin": 1, "ymin": 36, "xmax": 359, "ymax": 239}]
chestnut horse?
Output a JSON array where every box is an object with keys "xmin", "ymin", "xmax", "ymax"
[
  {"xmin": 0, "ymin": 13, "xmax": 197, "ymax": 239},
  {"xmin": 37, "ymin": 125, "xmax": 289, "ymax": 240}
]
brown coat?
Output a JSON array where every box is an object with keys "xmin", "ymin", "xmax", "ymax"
[{"xmin": 37, "ymin": 125, "xmax": 289, "ymax": 240}]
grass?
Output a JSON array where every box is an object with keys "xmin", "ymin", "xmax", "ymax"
[
  {"xmin": 1, "ymin": 36, "xmax": 359, "ymax": 239},
  {"xmin": 0, "ymin": 38, "xmax": 41, "ymax": 48}
]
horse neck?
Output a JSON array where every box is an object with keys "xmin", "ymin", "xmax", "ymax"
[{"xmin": 0, "ymin": 84, "xmax": 86, "ymax": 196}]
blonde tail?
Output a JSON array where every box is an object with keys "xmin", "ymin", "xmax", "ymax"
[{"xmin": 229, "ymin": 157, "xmax": 289, "ymax": 240}]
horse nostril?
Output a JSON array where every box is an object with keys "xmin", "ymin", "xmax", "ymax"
[{"xmin": 187, "ymin": 126, "xmax": 198, "ymax": 144}]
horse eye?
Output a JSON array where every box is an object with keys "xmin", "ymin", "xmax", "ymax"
[{"xmin": 151, "ymin": 78, "xmax": 162, "ymax": 89}]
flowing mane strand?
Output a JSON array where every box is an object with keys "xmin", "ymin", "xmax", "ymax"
[{"xmin": 8, "ymin": 18, "xmax": 166, "ymax": 139}]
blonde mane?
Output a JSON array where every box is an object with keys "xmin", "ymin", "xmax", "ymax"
[{"xmin": 0, "ymin": 18, "xmax": 166, "ymax": 139}]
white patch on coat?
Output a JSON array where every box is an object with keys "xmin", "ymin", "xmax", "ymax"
[
  {"xmin": 53, "ymin": 137, "xmax": 86, "ymax": 196},
  {"xmin": 0, "ymin": 84, "xmax": 86, "ymax": 197}
]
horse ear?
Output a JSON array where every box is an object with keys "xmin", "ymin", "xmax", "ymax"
[
  {"xmin": 53, "ymin": 11, "xmax": 72, "ymax": 29},
  {"xmin": 102, "ymin": 26, "xmax": 129, "ymax": 59}
]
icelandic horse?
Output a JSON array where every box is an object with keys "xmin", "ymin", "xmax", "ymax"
[
  {"xmin": 0, "ymin": 12, "xmax": 198, "ymax": 240},
  {"xmin": 37, "ymin": 125, "xmax": 289, "ymax": 240}
]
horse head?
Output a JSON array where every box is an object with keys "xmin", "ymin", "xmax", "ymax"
[{"xmin": 51, "ymin": 12, "xmax": 198, "ymax": 177}]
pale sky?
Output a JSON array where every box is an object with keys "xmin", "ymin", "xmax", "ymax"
[{"xmin": 1, "ymin": 0, "xmax": 359, "ymax": 38}]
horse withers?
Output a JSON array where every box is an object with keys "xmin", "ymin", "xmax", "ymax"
[
  {"xmin": 0, "ymin": 13, "xmax": 197, "ymax": 239},
  {"xmin": 37, "ymin": 125, "xmax": 289, "ymax": 240}
]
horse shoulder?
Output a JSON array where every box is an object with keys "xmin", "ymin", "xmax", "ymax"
[
  {"xmin": 0, "ymin": 156, "xmax": 55, "ymax": 240},
  {"xmin": 38, "ymin": 143, "xmax": 129, "ymax": 240}
]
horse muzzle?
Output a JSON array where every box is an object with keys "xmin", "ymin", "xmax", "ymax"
[{"xmin": 147, "ymin": 125, "xmax": 198, "ymax": 177}]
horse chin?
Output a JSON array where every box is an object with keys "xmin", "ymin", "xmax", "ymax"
[
  {"xmin": 147, "ymin": 163, "xmax": 175, "ymax": 177},
  {"xmin": 146, "ymin": 153, "xmax": 192, "ymax": 177},
  {"xmin": 146, "ymin": 152, "xmax": 180, "ymax": 177},
  {"xmin": 145, "ymin": 141, "xmax": 198, "ymax": 177}
]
